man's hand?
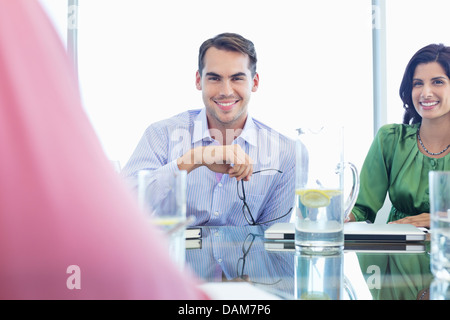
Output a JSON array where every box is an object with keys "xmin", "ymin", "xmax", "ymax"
[
  {"xmin": 389, "ymin": 213, "xmax": 430, "ymax": 228},
  {"xmin": 177, "ymin": 145, "xmax": 254, "ymax": 181}
]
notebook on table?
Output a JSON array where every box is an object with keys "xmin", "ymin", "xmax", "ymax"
[{"xmin": 264, "ymin": 222, "xmax": 427, "ymax": 242}]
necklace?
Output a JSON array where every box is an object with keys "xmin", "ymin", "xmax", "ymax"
[{"xmin": 417, "ymin": 128, "xmax": 450, "ymax": 156}]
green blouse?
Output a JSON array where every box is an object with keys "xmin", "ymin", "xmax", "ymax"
[{"xmin": 352, "ymin": 123, "xmax": 450, "ymax": 223}]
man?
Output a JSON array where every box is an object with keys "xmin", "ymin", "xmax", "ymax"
[{"xmin": 122, "ymin": 33, "xmax": 295, "ymax": 226}]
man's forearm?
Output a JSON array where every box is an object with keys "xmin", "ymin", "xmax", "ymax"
[{"xmin": 177, "ymin": 148, "xmax": 202, "ymax": 173}]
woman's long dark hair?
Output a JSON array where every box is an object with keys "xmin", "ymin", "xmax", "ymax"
[{"xmin": 400, "ymin": 43, "xmax": 450, "ymax": 124}]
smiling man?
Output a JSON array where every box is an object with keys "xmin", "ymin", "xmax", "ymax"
[
  {"xmin": 122, "ymin": 33, "xmax": 295, "ymax": 226},
  {"xmin": 197, "ymin": 46, "xmax": 258, "ymax": 132}
]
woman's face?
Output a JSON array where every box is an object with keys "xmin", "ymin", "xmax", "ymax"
[{"xmin": 412, "ymin": 61, "xmax": 450, "ymax": 122}]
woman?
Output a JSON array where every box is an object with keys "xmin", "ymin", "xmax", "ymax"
[{"xmin": 349, "ymin": 43, "xmax": 450, "ymax": 228}]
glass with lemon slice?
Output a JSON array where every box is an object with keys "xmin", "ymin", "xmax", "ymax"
[
  {"xmin": 295, "ymin": 126, "xmax": 359, "ymax": 254},
  {"xmin": 295, "ymin": 188, "xmax": 345, "ymax": 252},
  {"xmin": 138, "ymin": 170, "xmax": 187, "ymax": 230}
]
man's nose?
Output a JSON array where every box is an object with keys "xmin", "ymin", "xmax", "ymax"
[{"xmin": 220, "ymin": 80, "xmax": 234, "ymax": 96}]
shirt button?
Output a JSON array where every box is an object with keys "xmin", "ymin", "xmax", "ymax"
[
  {"xmin": 217, "ymin": 258, "xmax": 223, "ymax": 263},
  {"xmin": 218, "ymin": 183, "xmax": 223, "ymax": 187},
  {"xmin": 214, "ymin": 211, "xmax": 220, "ymax": 217},
  {"xmin": 430, "ymin": 159, "xmax": 436, "ymax": 168}
]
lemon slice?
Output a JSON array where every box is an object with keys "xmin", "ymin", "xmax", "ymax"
[
  {"xmin": 300, "ymin": 291, "xmax": 330, "ymax": 300},
  {"xmin": 323, "ymin": 190, "xmax": 341, "ymax": 197},
  {"xmin": 296, "ymin": 189, "xmax": 341, "ymax": 196},
  {"xmin": 152, "ymin": 217, "xmax": 181, "ymax": 226},
  {"xmin": 299, "ymin": 190, "xmax": 330, "ymax": 208}
]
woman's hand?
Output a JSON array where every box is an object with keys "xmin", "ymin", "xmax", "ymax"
[
  {"xmin": 389, "ymin": 213, "xmax": 430, "ymax": 228},
  {"xmin": 344, "ymin": 212, "xmax": 357, "ymax": 223}
]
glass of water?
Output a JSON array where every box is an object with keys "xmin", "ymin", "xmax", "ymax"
[
  {"xmin": 429, "ymin": 171, "xmax": 450, "ymax": 280},
  {"xmin": 138, "ymin": 170, "xmax": 187, "ymax": 228},
  {"xmin": 138, "ymin": 170, "xmax": 188, "ymax": 268}
]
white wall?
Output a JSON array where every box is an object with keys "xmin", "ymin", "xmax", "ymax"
[
  {"xmin": 39, "ymin": 0, "xmax": 450, "ymax": 171},
  {"xmin": 39, "ymin": 0, "xmax": 67, "ymax": 45},
  {"xmin": 385, "ymin": 0, "xmax": 450, "ymax": 124},
  {"xmin": 71, "ymin": 0, "xmax": 374, "ymax": 170}
]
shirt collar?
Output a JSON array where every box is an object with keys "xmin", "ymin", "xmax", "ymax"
[
  {"xmin": 237, "ymin": 113, "xmax": 258, "ymax": 147},
  {"xmin": 192, "ymin": 108, "xmax": 211, "ymax": 144},
  {"xmin": 192, "ymin": 108, "xmax": 258, "ymax": 147}
]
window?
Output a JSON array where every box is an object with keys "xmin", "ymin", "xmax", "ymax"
[
  {"xmin": 42, "ymin": 0, "xmax": 375, "ymax": 171},
  {"xmin": 385, "ymin": 0, "xmax": 450, "ymax": 124}
]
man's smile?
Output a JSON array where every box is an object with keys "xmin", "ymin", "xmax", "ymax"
[{"xmin": 214, "ymin": 99, "xmax": 240, "ymax": 111}]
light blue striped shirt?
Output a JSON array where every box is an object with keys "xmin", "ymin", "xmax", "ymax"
[
  {"xmin": 185, "ymin": 226, "xmax": 294, "ymax": 296},
  {"xmin": 122, "ymin": 108, "xmax": 295, "ymax": 226}
]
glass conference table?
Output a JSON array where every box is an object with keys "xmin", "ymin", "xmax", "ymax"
[{"xmin": 177, "ymin": 225, "xmax": 449, "ymax": 300}]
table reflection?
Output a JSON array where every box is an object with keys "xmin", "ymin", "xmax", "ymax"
[
  {"xmin": 295, "ymin": 251, "xmax": 348, "ymax": 300},
  {"xmin": 355, "ymin": 248, "xmax": 433, "ymax": 300},
  {"xmin": 184, "ymin": 226, "xmax": 439, "ymax": 300},
  {"xmin": 430, "ymin": 278, "xmax": 450, "ymax": 300},
  {"xmin": 185, "ymin": 226, "xmax": 294, "ymax": 298}
]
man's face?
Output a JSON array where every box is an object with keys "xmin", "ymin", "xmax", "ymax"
[{"xmin": 196, "ymin": 47, "xmax": 259, "ymax": 132}]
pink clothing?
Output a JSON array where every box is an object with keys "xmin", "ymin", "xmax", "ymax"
[{"xmin": 0, "ymin": 0, "xmax": 206, "ymax": 299}]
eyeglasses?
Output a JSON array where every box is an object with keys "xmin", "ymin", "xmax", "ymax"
[
  {"xmin": 237, "ymin": 169, "xmax": 293, "ymax": 226},
  {"xmin": 236, "ymin": 233, "xmax": 281, "ymax": 285}
]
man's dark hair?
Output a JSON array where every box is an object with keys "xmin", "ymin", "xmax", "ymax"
[{"xmin": 198, "ymin": 33, "xmax": 257, "ymax": 77}]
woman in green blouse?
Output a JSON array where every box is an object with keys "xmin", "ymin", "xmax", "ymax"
[{"xmin": 349, "ymin": 44, "xmax": 450, "ymax": 228}]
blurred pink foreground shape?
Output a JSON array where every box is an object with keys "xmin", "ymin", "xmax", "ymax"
[{"xmin": 0, "ymin": 0, "xmax": 207, "ymax": 299}]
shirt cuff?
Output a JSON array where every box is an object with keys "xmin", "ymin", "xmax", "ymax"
[
  {"xmin": 351, "ymin": 207, "xmax": 368, "ymax": 222},
  {"xmin": 156, "ymin": 159, "xmax": 182, "ymax": 175}
]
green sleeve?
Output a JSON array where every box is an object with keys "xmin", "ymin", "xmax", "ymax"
[{"xmin": 352, "ymin": 125, "xmax": 397, "ymax": 222}]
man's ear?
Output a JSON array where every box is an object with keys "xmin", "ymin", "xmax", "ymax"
[
  {"xmin": 252, "ymin": 72, "xmax": 259, "ymax": 92},
  {"xmin": 195, "ymin": 70, "xmax": 202, "ymax": 90}
]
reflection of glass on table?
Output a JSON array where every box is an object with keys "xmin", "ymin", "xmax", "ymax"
[{"xmin": 183, "ymin": 225, "xmax": 435, "ymax": 300}]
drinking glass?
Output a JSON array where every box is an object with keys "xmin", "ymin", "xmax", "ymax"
[
  {"xmin": 429, "ymin": 171, "xmax": 450, "ymax": 280},
  {"xmin": 138, "ymin": 170, "xmax": 187, "ymax": 229}
]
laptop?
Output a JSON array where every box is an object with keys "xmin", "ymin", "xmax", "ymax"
[
  {"xmin": 264, "ymin": 222, "xmax": 427, "ymax": 242},
  {"xmin": 264, "ymin": 239, "xmax": 426, "ymax": 253}
]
